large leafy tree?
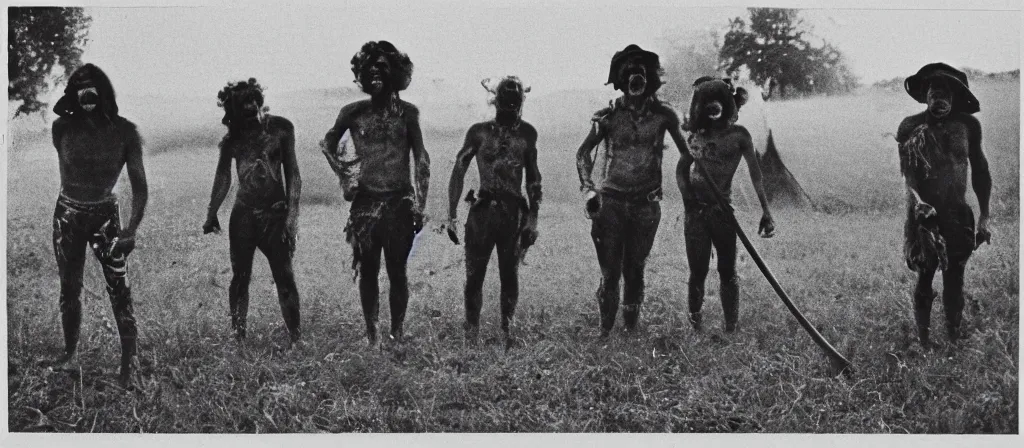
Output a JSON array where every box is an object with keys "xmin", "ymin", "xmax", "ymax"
[
  {"xmin": 720, "ymin": 8, "xmax": 856, "ymax": 99},
  {"xmin": 8, "ymin": 7, "xmax": 92, "ymax": 117}
]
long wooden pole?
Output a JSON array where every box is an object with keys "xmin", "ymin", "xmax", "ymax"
[{"xmin": 693, "ymin": 159, "xmax": 854, "ymax": 375}]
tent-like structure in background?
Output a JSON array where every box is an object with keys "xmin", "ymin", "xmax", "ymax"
[
  {"xmin": 729, "ymin": 83, "xmax": 814, "ymax": 210},
  {"xmin": 757, "ymin": 128, "xmax": 814, "ymax": 208}
]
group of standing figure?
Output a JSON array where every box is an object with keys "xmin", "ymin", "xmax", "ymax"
[{"xmin": 44, "ymin": 40, "xmax": 992, "ymax": 389}]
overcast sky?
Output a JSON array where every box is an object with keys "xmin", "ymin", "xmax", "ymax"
[{"xmin": 70, "ymin": 0, "xmax": 1020, "ymax": 99}]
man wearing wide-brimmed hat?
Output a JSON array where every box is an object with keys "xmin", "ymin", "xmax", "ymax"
[
  {"xmin": 896, "ymin": 62, "xmax": 992, "ymax": 347},
  {"xmin": 575, "ymin": 44, "xmax": 691, "ymax": 337}
]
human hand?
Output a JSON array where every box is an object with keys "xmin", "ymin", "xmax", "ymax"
[
  {"xmin": 584, "ymin": 190, "xmax": 601, "ymax": 219},
  {"xmin": 758, "ymin": 214, "xmax": 776, "ymax": 238}
]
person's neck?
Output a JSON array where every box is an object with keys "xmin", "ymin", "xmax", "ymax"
[
  {"xmin": 233, "ymin": 116, "xmax": 265, "ymax": 136},
  {"xmin": 371, "ymin": 91, "xmax": 399, "ymax": 109},
  {"xmin": 925, "ymin": 110, "xmax": 950, "ymax": 125},
  {"xmin": 495, "ymin": 110, "xmax": 520, "ymax": 126},
  {"xmin": 621, "ymin": 93, "xmax": 651, "ymax": 109}
]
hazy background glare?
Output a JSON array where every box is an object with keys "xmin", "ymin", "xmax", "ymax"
[{"xmin": 77, "ymin": 2, "xmax": 1019, "ymax": 100}]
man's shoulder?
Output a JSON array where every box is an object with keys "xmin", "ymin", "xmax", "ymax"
[
  {"xmin": 52, "ymin": 116, "xmax": 70, "ymax": 129},
  {"xmin": 951, "ymin": 112, "xmax": 982, "ymax": 132},
  {"xmin": 897, "ymin": 112, "xmax": 928, "ymax": 142},
  {"xmin": 652, "ymin": 99, "xmax": 681, "ymax": 121},
  {"xmin": 726, "ymin": 124, "xmax": 752, "ymax": 140},
  {"xmin": 265, "ymin": 114, "xmax": 294, "ymax": 133},
  {"xmin": 341, "ymin": 99, "xmax": 372, "ymax": 116},
  {"xmin": 398, "ymin": 99, "xmax": 419, "ymax": 113},
  {"xmin": 518, "ymin": 120, "xmax": 538, "ymax": 138}
]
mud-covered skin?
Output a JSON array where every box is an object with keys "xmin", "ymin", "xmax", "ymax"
[
  {"xmin": 575, "ymin": 63, "xmax": 689, "ymax": 335},
  {"xmin": 448, "ymin": 117, "xmax": 541, "ymax": 340},
  {"xmin": 678, "ymin": 77, "xmax": 774, "ymax": 333},
  {"xmin": 322, "ymin": 98, "xmax": 431, "ymax": 212},
  {"xmin": 576, "ymin": 97, "xmax": 681, "ymax": 195},
  {"xmin": 320, "ymin": 42, "xmax": 429, "ymax": 343},
  {"xmin": 322, "ymin": 100, "xmax": 429, "ymax": 343},
  {"xmin": 49, "ymin": 64, "xmax": 148, "ymax": 388},
  {"xmin": 205, "ymin": 113, "xmax": 303, "ymax": 345},
  {"xmin": 897, "ymin": 105, "xmax": 991, "ymax": 346}
]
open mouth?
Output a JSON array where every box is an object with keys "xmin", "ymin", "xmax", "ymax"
[
  {"xmin": 627, "ymin": 74, "xmax": 646, "ymax": 96},
  {"xmin": 370, "ymin": 76, "xmax": 383, "ymax": 91},
  {"xmin": 707, "ymin": 102, "xmax": 723, "ymax": 120},
  {"xmin": 78, "ymin": 88, "xmax": 98, "ymax": 112}
]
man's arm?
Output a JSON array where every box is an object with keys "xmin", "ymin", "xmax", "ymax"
[
  {"xmin": 204, "ymin": 141, "xmax": 233, "ymax": 233},
  {"xmin": 575, "ymin": 122, "xmax": 604, "ymax": 193},
  {"xmin": 407, "ymin": 105, "xmax": 431, "ymax": 213},
  {"xmin": 967, "ymin": 116, "xmax": 992, "ymax": 245},
  {"xmin": 321, "ymin": 106, "xmax": 352, "ymax": 156},
  {"xmin": 448, "ymin": 125, "xmax": 480, "ymax": 222},
  {"xmin": 738, "ymin": 128, "xmax": 775, "ymax": 237},
  {"xmin": 524, "ymin": 126, "xmax": 542, "ymax": 218},
  {"xmin": 122, "ymin": 127, "xmax": 148, "ymax": 239},
  {"xmin": 664, "ymin": 109, "xmax": 695, "ymax": 201},
  {"xmin": 280, "ymin": 120, "xmax": 301, "ymax": 239},
  {"xmin": 52, "ymin": 118, "xmax": 66, "ymax": 151}
]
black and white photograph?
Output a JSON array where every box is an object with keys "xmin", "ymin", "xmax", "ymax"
[{"xmin": 3, "ymin": 0, "xmax": 1020, "ymax": 442}]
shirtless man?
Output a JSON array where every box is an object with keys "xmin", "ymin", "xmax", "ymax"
[
  {"xmin": 897, "ymin": 63, "xmax": 991, "ymax": 346},
  {"xmin": 49, "ymin": 64, "xmax": 148, "ymax": 387},
  {"xmin": 447, "ymin": 76, "xmax": 542, "ymax": 342},
  {"xmin": 204, "ymin": 78, "xmax": 303, "ymax": 347},
  {"xmin": 575, "ymin": 45, "xmax": 690, "ymax": 336},
  {"xmin": 320, "ymin": 41, "xmax": 430, "ymax": 343},
  {"xmin": 678, "ymin": 76, "xmax": 775, "ymax": 333}
]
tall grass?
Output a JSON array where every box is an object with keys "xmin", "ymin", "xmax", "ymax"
[{"xmin": 6, "ymin": 82, "xmax": 1018, "ymax": 433}]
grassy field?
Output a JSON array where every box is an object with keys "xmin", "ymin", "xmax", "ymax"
[{"xmin": 5, "ymin": 80, "xmax": 1019, "ymax": 433}]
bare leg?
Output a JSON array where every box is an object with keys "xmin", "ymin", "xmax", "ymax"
[
  {"xmin": 684, "ymin": 209, "xmax": 713, "ymax": 331},
  {"xmin": 51, "ymin": 205, "xmax": 86, "ymax": 371},
  {"xmin": 358, "ymin": 244, "xmax": 383, "ymax": 344},
  {"xmin": 942, "ymin": 260, "xmax": 968, "ymax": 342},
  {"xmin": 228, "ymin": 207, "xmax": 258, "ymax": 341},
  {"xmin": 711, "ymin": 217, "xmax": 739, "ymax": 332},
  {"xmin": 261, "ymin": 231, "xmax": 302, "ymax": 345},
  {"xmin": 622, "ymin": 202, "xmax": 660, "ymax": 332},
  {"xmin": 496, "ymin": 230, "xmax": 520, "ymax": 338},
  {"xmin": 382, "ymin": 219, "xmax": 415, "ymax": 341},
  {"xmin": 463, "ymin": 207, "xmax": 494, "ymax": 339},
  {"xmin": 591, "ymin": 196, "xmax": 625, "ymax": 337},
  {"xmin": 914, "ymin": 266, "xmax": 937, "ymax": 347},
  {"xmin": 91, "ymin": 216, "xmax": 138, "ymax": 388}
]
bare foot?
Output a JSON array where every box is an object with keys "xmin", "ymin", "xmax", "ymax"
[
  {"xmin": 118, "ymin": 356, "xmax": 141, "ymax": 391},
  {"xmin": 48, "ymin": 352, "xmax": 81, "ymax": 375}
]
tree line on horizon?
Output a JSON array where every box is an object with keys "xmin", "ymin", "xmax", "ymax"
[{"xmin": 7, "ymin": 7, "xmax": 1018, "ymax": 119}]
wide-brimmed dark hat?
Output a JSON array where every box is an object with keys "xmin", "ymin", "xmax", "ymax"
[
  {"xmin": 606, "ymin": 44, "xmax": 661, "ymax": 86},
  {"xmin": 904, "ymin": 62, "xmax": 980, "ymax": 114}
]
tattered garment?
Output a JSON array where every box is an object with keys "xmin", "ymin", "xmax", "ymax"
[
  {"xmin": 344, "ymin": 190, "xmax": 416, "ymax": 280},
  {"xmin": 899, "ymin": 124, "xmax": 949, "ymax": 272}
]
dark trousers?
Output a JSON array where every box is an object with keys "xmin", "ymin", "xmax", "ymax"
[
  {"xmin": 52, "ymin": 195, "xmax": 137, "ymax": 365},
  {"xmin": 684, "ymin": 203, "xmax": 739, "ymax": 330},
  {"xmin": 346, "ymin": 191, "xmax": 416, "ymax": 340},
  {"xmin": 228, "ymin": 201, "xmax": 301, "ymax": 341},
  {"xmin": 590, "ymin": 192, "xmax": 661, "ymax": 334},
  {"xmin": 463, "ymin": 191, "xmax": 528, "ymax": 333}
]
